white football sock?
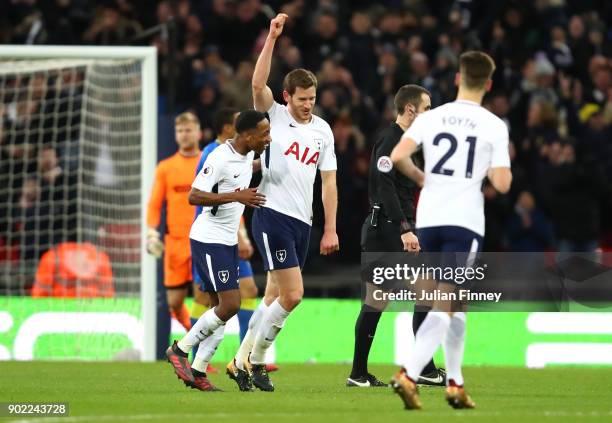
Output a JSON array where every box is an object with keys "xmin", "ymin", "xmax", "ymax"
[
  {"xmin": 405, "ymin": 311, "xmax": 451, "ymax": 382},
  {"xmin": 192, "ymin": 325, "xmax": 225, "ymax": 373},
  {"xmin": 235, "ymin": 300, "xmax": 268, "ymax": 370},
  {"xmin": 249, "ymin": 299, "xmax": 289, "ymax": 364},
  {"xmin": 177, "ymin": 308, "xmax": 225, "ymax": 353},
  {"xmin": 443, "ymin": 312, "xmax": 466, "ymax": 386}
]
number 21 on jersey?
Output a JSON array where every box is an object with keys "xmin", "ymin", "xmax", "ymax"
[{"xmin": 431, "ymin": 132, "xmax": 477, "ymax": 178}]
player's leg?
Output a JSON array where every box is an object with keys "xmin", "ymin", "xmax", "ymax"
[
  {"xmin": 391, "ymin": 227, "xmax": 446, "ymax": 409},
  {"xmin": 411, "ymin": 226, "xmax": 445, "ymax": 385},
  {"xmin": 166, "ymin": 286, "xmax": 190, "ymax": 330},
  {"xmin": 404, "ymin": 282, "xmax": 454, "ymax": 383},
  {"xmin": 190, "ymin": 283, "xmax": 212, "ymax": 345},
  {"xmin": 237, "ymin": 260, "xmax": 258, "ymax": 341},
  {"xmin": 230, "ymin": 271, "xmax": 279, "ymax": 376},
  {"xmin": 164, "ymin": 237, "xmax": 192, "ymax": 330},
  {"xmin": 191, "ymin": 272, "xmax": 212, "ymax": 330},
  {"xmin": 180, "ymin": 242, "xmax": 241, "ymax": 392},
  {"xmin": 244, "ymin": 207, "xmax": 306, "ymax": 391},
  {"xmin": 167, "ymin": 240, "xmax": 237, "ymax": 387},
  {"xmin": 392, "ymin": 281, "xmax": 455, "ymax": 410},
  {"xmin": 190, "ymin": 282, "xmax": 219, "ymax": 373},
  {"xmin": 395, "ymin": 227, "xmax": 480, "ymax": 409},
  {"xmin": 443, "ymin": 308, "xmax": 475, "ymax": 409},
  {"xmin": 178, "ymin": 243, "xmax": 238, "ymax": 351},
  {"xmin": 349, "ymin": 218, "xmax": 395, "ymax": 387},
  {"xmin": 249, "ymin": 207, "xmax": 310, "ymax": 359},
  {"xmin": 348, "ymin": 280, "xmax": 388, "ymax": 387},
  {"xmin": 188, "ymin": 288, "xmax": 240, "ymax": 392},
  {"xmin": 190, "ymin": 288, "xmax": 239, "ymax": 375},
  {"xmin": 187, "ymin": 292, "xmax": 222, "ymax": 391},
  {"xmin": 191, "ymin": 256, "xmax": 219, "ymax": 373},
  {"xmin": 228, "ymin": 273, "xmax": 278, "ymax": 373},
  {"xmin": 249, "ymin": 266, "xmax": 300, "ymax": 391},
  {"xmin": 403, "ymin": 233, "xmax": 459, "ymax": 382},
  {"xmin": 440, "ymin": 227, "xmax": 481, "ymax": 408},
  {"xmin": 165, "ymin": 281, "xmax": 197, "ymax": 385},
  {"xmin": 228, "ymin": 271, "xmax": 276, "ymax": 391},
  {"xmin": 192, "ymin": 288, "xmax": 240, "ymax": 392},
  {"xmin": 413, "ymin": 276, "xmax": 445, "ymax": 386}
]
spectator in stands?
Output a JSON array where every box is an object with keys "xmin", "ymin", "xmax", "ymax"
[
  {"xmin": 82, "ymin": 2, "xmax": 141, "ymax": 45},
  {"xmin": 192, "ymin": 80, "xmax": 220, "ymax": 143},
  {"xmin": 22, "ymin": 147, "xmax": 77, "ymax": 260},
  {"xmin": 304, "ymin": 10, "xmax": 341, "ymax": 71},
  {"xmin": 221, "ymin": 60, "xmax": 255, "ymax": 111},
  {"xmin": 505, "ymin": 191, "xmax": 554, "ymax": 252},
  {"xmin": 331, "ymin": 115, "xmax": 368, "ymax": 261},
  {"xmin": 537, "ymin": 142, "xmax": 605, "ymax": 252}
]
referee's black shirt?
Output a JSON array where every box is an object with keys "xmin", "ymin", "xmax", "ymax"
[{"xmin": 367, "ymin": 122, "xmax": 418, "ymax": 228}]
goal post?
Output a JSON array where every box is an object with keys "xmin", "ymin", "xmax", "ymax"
[{"xmin": 0, "ymin": 46, "xmax": 157, "ymax": 362}]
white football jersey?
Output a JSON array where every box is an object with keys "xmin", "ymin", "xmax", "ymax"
[
  {"xmin": 190, "ymin": 142, "xmax": 254, "ymax": 245},
  {"xmin": 404, "ymin": 100, "xmax": 510, "ymax": 236},
  {"xmin": 259, "ymin": 101, "xmax": 337, "ymax": 225}
]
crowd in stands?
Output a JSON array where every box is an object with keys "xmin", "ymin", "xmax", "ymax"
[{"xmin": 1, "ymin": 0, "xmax": 611, "ymax": 268}]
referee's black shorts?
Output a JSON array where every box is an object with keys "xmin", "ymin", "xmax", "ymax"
[{"xmin": 360, "ymin": 213, "xmax": 403, "ymax": 252}]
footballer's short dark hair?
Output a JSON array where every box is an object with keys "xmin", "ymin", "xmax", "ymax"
[
  {"xmin": 235, "ymin": 110, "xmax": 267, "ymax": 134},
  {"xmin": 459, "ymin": 51, "xmax": 496, "ymax": 90},
  {"xmin": 283, "ymin": 68, "xmax": 318, "ymax": 95},
  {"xmin": 394, "ymin": 85, "xmax": 431, "ymax": 115}
]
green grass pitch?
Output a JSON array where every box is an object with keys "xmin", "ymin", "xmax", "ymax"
[{"xmin": 1, "ymin": 362, "xmax": 611, "ymax": 422}]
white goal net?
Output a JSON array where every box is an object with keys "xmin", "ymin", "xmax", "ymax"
[{"xmin": 0, "ymin": 47, "xmax": 156, "ymax": 361}]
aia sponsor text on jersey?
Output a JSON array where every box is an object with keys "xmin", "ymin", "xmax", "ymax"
[{"xmin": 284, "ymin": 141, "xmax": 319, "ymax": 166}]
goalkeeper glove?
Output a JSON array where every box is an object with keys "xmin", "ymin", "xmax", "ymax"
[{"xmin": 146, "ymin": 228, "xmax": 164, "ymax": 258}]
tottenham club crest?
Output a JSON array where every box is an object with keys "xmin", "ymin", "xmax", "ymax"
[
  {"xmin": 376, "ymin": 156, "xmax": 393, "ymax": 173},
  {"xmin": 275, "ymin": 249, "xmax": 287, "ymax": 263},
  {"xmin": 218, "ymin": 270, "xmax": 229, "ymax": 284}
]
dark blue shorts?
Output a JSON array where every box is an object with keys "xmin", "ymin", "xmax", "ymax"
[
  {"xmin": 416, "ymin": 226, "xmax": 483, "ymax": 285},
  {"xmin": 190, "ymin": 239, "xmax": 239, "ymax": 292},
  {"xmin": 193, "ymin": 259, "xmax": 253, "ymax": 283},
  {"xmin": 252, "ymin": 207, "xmax": 311, "ymax": 271}
]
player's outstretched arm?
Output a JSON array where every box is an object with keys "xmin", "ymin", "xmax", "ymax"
[
  {"xmin": 487, "ymin": 167, "xmax": 512, "ymax": 194},
  {"xmin": 252, "ymin": 13, "xmax": 288, "ymax": 112},
  {"xmin": 189, "ymin": 187, "xmax": 266, "ymax": 208},
  {"xmin": 390, "ymin": 136, "xmax": 420, "ymax": 180},
  {"xmin": 320, "ymin": 170, "xmax": 340, "ymax": 255}
]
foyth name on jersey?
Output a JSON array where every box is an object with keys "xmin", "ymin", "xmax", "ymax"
[{"xmin": 441, "ymin": 115, "xmax": 478, "ymax": 129}]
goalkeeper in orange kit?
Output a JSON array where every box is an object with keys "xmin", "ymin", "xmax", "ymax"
[{"xmin": 146, "ymin": 112, "xmax": 202, "ymax": 331}]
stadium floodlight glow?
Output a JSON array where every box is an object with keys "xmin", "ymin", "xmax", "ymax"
[{"xmin": 0, "ymin": 45, "xmax": 157, "ymax": 362}]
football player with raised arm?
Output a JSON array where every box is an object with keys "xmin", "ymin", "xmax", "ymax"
[{"xmin": 226, "ymin": 13, "xmax": 339, "ymax": 392}]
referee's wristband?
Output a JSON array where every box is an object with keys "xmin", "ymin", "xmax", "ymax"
[{"xmin": 399, "ymin": 219, "xmax": 412, "ymax": 234}]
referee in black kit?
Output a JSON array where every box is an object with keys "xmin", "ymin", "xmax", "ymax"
[{"xmin": 347, "ymin": 85, "xmax": 445, "ymax": 387}]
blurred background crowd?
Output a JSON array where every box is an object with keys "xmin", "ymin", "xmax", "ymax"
[{"xmin": 1, "ymin": 0, "xmax": 611, "ymax": 268}]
